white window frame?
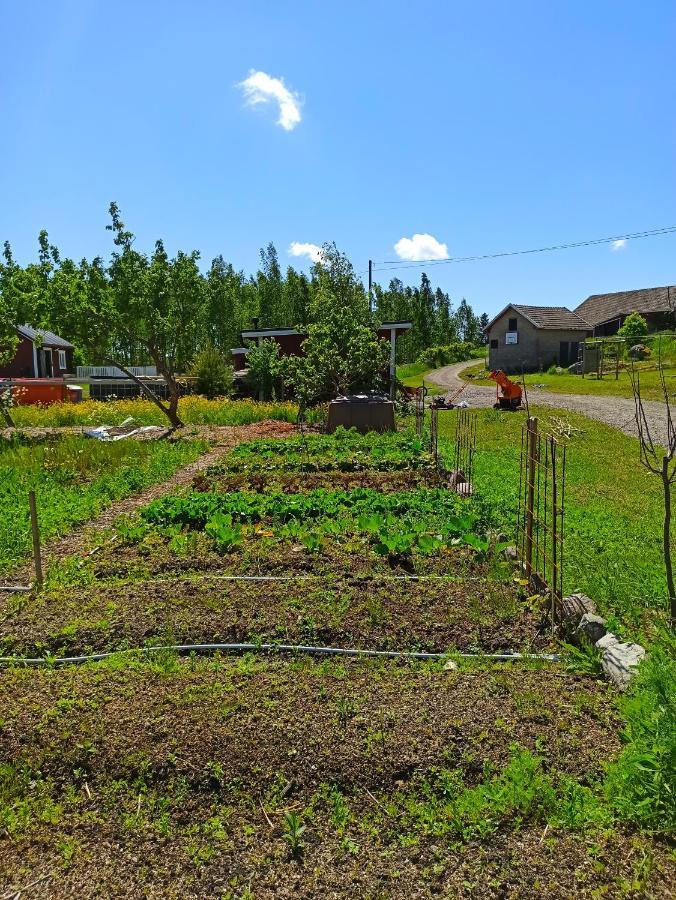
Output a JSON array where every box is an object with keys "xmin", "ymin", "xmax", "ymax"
[
  {"xmin": 505, "ymin": 332, "xmax": 518, "ymax": 345},
  {"xmin": 58, "ymin": 349, "xmax": 67, "ymax": 370}
]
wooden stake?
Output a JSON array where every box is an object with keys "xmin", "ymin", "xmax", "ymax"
[
  {"xmin": 28, "ymin": 490, "xmax": 43, "ymax": 588},
  {"xmin": 524, "ymin": 417, "xmax": 538, "ymax": 580}
]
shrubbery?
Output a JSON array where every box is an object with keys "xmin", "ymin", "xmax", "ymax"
[
  {"xmin": 417, "ymin": 342, "xmax": 477, "ymax": 369},
  {"xmin": 190, "ymin": 346, "xmax": 233, "ymax": 399}
]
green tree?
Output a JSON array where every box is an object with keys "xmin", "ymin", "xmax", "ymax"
[
  {"xmin": 62, "ymin": 203, "xmax": 207, "ymax": 428},
  {"xmin": 191, "ymin": 346, "xmax": 233, "ymax": 398},
  {"xmin": 284, "ymin": 244, "xmax": 388, "ymax": 406},
  {"xmin": 257, "ymin": 243, "xmax": 283, "ymax": 326},
  {"xmin": 618, "ymin": 312, "xmax": 649, "ymax": 341},
  {"xmin": 246, "ymin": 338, "xmax": 282, "ymax": 400}
]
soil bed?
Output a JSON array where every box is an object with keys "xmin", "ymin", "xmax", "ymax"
[
  {"xmin": 0, "ymin": 575, "xmax": 547, "ymax": 657},
  {"xmin": 196, "ymin": 469, "xmax": 450, "ymax": 493},
  {"xmin": 79, "ymin": 535, "xmax": 492, "ymax": 580},
  {"xmin": 0, "ymin": 657, "xmax": 671, "ymax": 898}
]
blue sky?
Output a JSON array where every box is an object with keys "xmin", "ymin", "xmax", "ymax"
[{"xmin": 1, "ymin": 0, "xmax": 674, "ymax": 317}]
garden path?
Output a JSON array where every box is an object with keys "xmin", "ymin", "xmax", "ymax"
[{"xmin": 428, "ymin": 360, "xmax": 669, "ymax": 445}]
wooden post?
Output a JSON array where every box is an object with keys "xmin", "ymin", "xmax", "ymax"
[
  {"xmin": 524, "ymin": 417, "xmax": 538, "ymax": 580},
  {"xmin": 550, "ymin": 436, "xmax": 558, "ymax": 626},
  {"xmin": 28, "ymin": 490, "xmax": 43, "ymax": 588}
]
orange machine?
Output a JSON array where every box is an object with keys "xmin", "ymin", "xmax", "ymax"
[
  {"xmin": 4, "ymin": 379, "xmax": 74, "ymax": 406},
  {"xmin": 489, "ymin": 370, "xmax": 523, "ymax": 410}
]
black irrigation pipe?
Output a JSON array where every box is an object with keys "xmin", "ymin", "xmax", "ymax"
[{"xmin": 0, "ymin": 643, "xmax": 560, "ymax": 668}]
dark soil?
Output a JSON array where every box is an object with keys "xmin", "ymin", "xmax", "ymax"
[
  {"xmin": 83, "ymin": 534, "xmax": 493, "ymax": 581},
  {"xmin": 0, "ymin": 575, "xmax": 547, "ymax": 656},
  {"xmin": 196, "ymin": 468, "xmax": 451, "ymax": 493},
  {"xmin": 0, "ymin": 658, "xmax": 671, "ymax": 899}
]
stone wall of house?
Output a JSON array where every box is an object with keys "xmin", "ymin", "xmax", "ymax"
[{"xmin": 487, "ymin": 310, "xmax": 590, "ymax": 372}]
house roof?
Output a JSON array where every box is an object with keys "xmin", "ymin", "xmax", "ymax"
[
  {"xmin": 17, "ymin": 325, "xmax": 74, "ymax": 349},
  {"xmin": 485, "ymin": 304, "xmax": 591, "ymax": 332},
  {"xmin": 575, "ymin": 285, "xmax": 676, "ymax": 327}
]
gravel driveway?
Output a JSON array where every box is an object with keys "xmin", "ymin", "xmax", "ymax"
[{"xmin": 427, "ymin": 361, "xmax": 669, "ymax": 445}]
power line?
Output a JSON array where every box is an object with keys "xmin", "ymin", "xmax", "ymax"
[{"xmin": 369, "ymin": 225, "xmax": 676, "ymax": 275}]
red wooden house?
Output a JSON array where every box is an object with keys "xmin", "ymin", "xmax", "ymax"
[{"xmin": 0, "ymin": 325, "xmax": 74, "ymax": 379}]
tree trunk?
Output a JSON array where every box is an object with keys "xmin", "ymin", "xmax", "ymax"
[
  {"xmin": 151, "ymin": 355, "xmax": 184, "ymax": 430},
  {"xmin": 103, "ymin": 358, "xmax": 183, "ymax": 429},
  {"xmin": 662, "ymin": 458, "xmax": 676, "ymax": 627},
  {"xmin": 0, "ymin": 403, "xmax": 15, "ymax": 428}
]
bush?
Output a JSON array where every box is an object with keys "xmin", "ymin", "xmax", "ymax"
[
  {"xmin": 618, "ymin": 312, "xmax": 649, "ymax": 341},
  {"xmin": 417, "ymin": 343, "xmax": 475, "ymax": 369},
  {"xmin": 190, "ymin": 347, "xmax": 233, "ymax": 399}
]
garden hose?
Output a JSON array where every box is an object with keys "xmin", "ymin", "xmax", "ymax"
[{"xmin": 0, "ymin": 642, "xmax": 560, "ymax": 668}]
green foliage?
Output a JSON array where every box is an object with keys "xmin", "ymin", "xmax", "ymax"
[
  {"xmin": 604, "ymin": 648, "xmax": 676, "ymax": 831},
  {"xmin": 246, "ymin": 339, "xmax": 282, "ymax": 401},
  {"xmin": 190, "ymin": 346, "xmax": 233, "ymax": 399},
  {"xmin": 214, "ymin": 428, "xmax": 430, "ymax": 474},
  {"xmin": 205, "ymin": 513, "xmax": 244, "ymax": 552},
  {"xmin": 618, "ymin": 312, "xmax": 649, "ymax": 340},
  {"xmin": 417, "ymin": 342, "xmax": 476, "ymax": 369},
  {"xmin": 401, "ymin": 747, "xmax": 557, "ymax": 841},
  {"xmin": 0, "ymin": 436, "xmax": 206, "ymax": 574},
  {"xmin": 282, "ymin": 810, "xmax": 306, "ymax": 854},
  {"xmin": 283, "ymin": 245, "xmax": 389, "ymax": 405}
]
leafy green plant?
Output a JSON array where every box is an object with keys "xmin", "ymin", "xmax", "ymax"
[
  {"xmin": 205, "ymin": 513, "xmax": 243, "ymax": 552},
  {"xmin": 282, "ymin": 810, "xmax": 306, "ymax": 855}
]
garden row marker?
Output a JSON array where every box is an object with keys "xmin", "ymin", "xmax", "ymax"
[{"xmin": 28, "ymin": 490, "xmax": 43, "ymax": 588}]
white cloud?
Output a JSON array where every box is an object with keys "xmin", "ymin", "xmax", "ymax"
[
  {"xmin": 238, "ymin": 70, "xmax": 302, "ymax": 131},
  {"xmin": 394, "ymin": 233, "xmax": 449, "ymax": 262},
  {"xmin": 289, "ymin": 241, "xmax": 324, "ymax": 263},
  {"xmin": 612, "ymin": 239, "xmax": 627, "ymax": 251}
]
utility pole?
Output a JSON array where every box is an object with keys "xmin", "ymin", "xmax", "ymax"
[{"xmin": 368, "ymin": 259, "xmax": 373, "ymax": 314}]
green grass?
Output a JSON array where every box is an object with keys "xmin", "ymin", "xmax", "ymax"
[
  {"xmin": 0, "ymin": 436, "xmax": 207, "ymax": 574},
  {"xmin": 396, "ymin": 363, "xmax": 444, "ymax": 394},
  {"xmin": 438, "ymin": 406, "xmax": 672, "ymax": 637},
  {"xmin": 461, "ymin": 362, "xmax": 673, "ymax": 402}
]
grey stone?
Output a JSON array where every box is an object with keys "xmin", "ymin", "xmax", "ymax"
[
  {"xmin": 600, "ymin": 641, "xmax": 646, "ymax": 691},
  {"xmin": 503, "ymin": 545, "xmax": 518, "ymax": 562},
  {"xmin": 561, "ymin": 593, "xmax": 596, "ymax": 623},
  {"xmin": 595, "ymin": 632, "xmax": 620, "ymax": 651},
  {"xmin": 448, "ymin": 469, "xmax": 467, "ymax": 488},
  {"xmin": 574, "ymin": 613, "xmax": 607, "ymax": 645},
  {"xmin": 443, "ymin": 660, "xmax": 458, "ymax": 671}
]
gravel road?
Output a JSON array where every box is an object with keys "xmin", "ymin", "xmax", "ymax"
[{"xmin": 427, "ymin": 360, "xmax": 669, "ymax": 445}]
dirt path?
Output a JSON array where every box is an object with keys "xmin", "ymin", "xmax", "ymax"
[
  {"xmin": 427, "ymin": 360, "xmax": 669, "ymax": 444},
  {"xmin": 7, "ymin": 421, "xmax": 296, "ymax": 588}
]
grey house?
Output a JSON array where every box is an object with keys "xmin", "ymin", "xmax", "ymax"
[{"xmin": 485, "ymin": 304, "xmax": 592, "ymax": 372}]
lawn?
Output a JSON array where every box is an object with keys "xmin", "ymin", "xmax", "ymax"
[
  {"xmin": 438, "ymin": 406, "xmax": 672, "ymax": 638},
  {"xmin": 0, "ymin": 423, "xmax": 673, "ymax": 897},
  {"xmin": 396, "ymin": 362, "xmax": 445, "ymax": 394},
  {"xmin": 0, "ymin": 435, "xmax": 206, "ymax": 575},
  {"xmin": 460, "ymin": 361, "xmax": 674, "ymax": 402}
]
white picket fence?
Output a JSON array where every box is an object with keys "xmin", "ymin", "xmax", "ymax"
[{"xmin": 76, "ymin": 366, "xmax": 157, "ymax": 379}]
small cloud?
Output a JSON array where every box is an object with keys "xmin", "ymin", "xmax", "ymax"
[
  {"xmin": 289, "ymin": 241, "xmax": 324, "ymax": 263},
  {"xmin": 612, "ymin": 239, "xmax": 627, "ymax": 251},
  {"xmin": 394, "ymin": 233, "xmax": 449, "ymax": 262},
  {"xmin": 238, "ymin": 69, "xmax": 302, "ymax": 131}
]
